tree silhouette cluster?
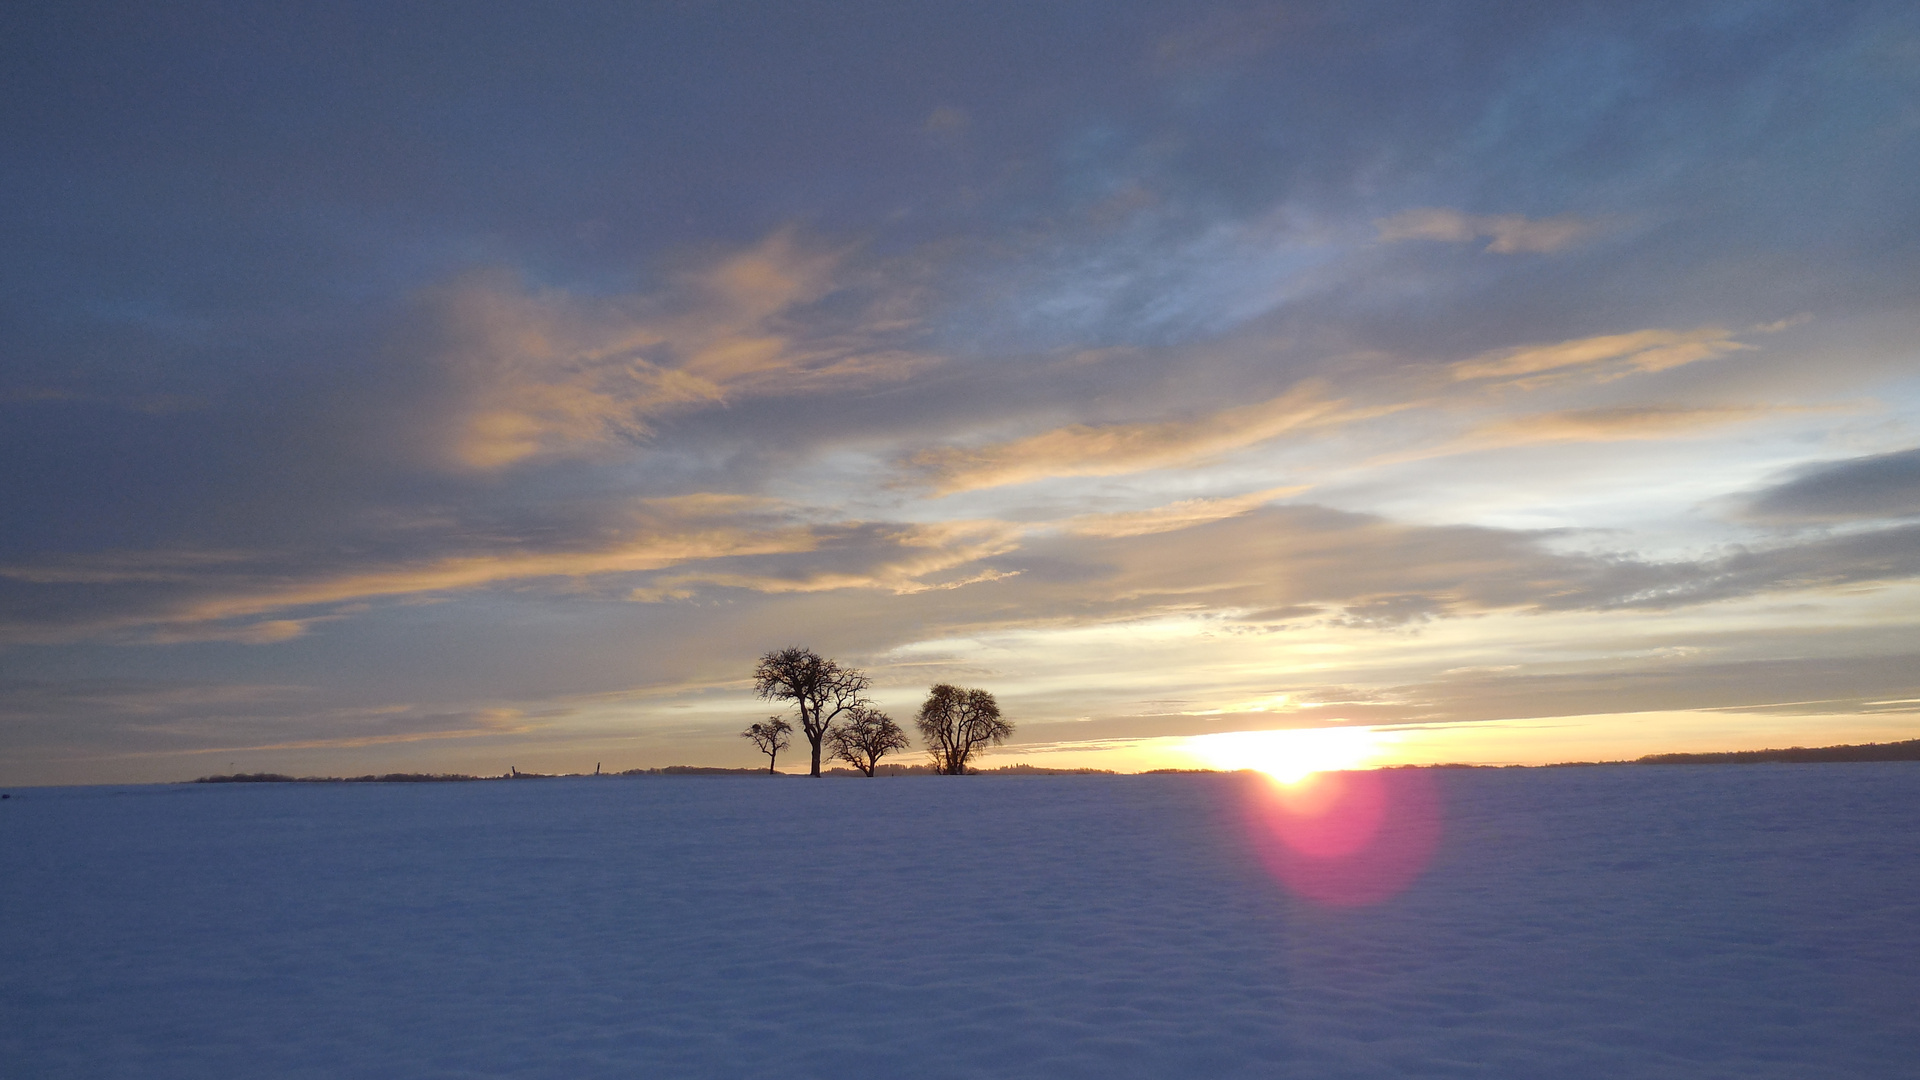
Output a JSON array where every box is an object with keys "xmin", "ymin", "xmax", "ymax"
[
  {"xmin": 751, "ymin": 647, "xmax": 872, "ymax": 777},
  {"xmin": 745, "ymin": 647, "xmax": 1009, "ymax": 776}
]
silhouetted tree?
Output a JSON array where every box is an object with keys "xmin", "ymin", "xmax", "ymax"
[
  {"xmin": 915, "ymin": 684, "xmax": 1012, "ymax": 774},
  {"xmin": 754, "ymin": 647, "xmax": 871, "ymax": 777},
  {"xmin": 825, "ymin": 706, "xmax": 911, "ymax": 777},
  {"xmin": 741, "ymin": 715, "xmax": 792, "ymax": 774}
]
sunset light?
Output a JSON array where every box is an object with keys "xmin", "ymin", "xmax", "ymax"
[{"xmin": 1183, "ymin": 727, "xmax": 1389, "ymax": 783}]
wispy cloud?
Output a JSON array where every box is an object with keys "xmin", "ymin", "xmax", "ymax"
[
  {"xmin": 1448, "ymin": 326, "xmax": 1752, "ymax": 384},
  {"xmin": 0, "ymin": 500, "xmax": 823, "ymax": 643},
  {"xmin": 141, "ymin": 618, "xmax": 325, "ymax": 645},
  {"xmin": 427, "ymin": 230, "xmax": 934, "ymax": 469},
  {"xmin": 895, "ymin": 508, "xmax": 1920, "ymax": 636},
  {"xmin": 908, "ymin": 383, "xmax": 1372, "ymax": 495},
  {"xmin": 1060, "ymin": 486, "xmax": 1307, "ymax": 538},
  {"xmin": 170, "ymin": 534, "xmax": 808, "ymax": 621},
  {"xmin": 1388, "ymin": 404, "xmax": 1798, "ymax": 462},
  {"xmin": 627, "ymin": 519, "xmax": 1025, "ymax": 600},
  {"xmin": 629, "ymin": 488, "xmax": 1314, "ymax": 598},
  {"xmin": 1375, "ymin": 208, "xmax": 1597, "ymax": 254}
]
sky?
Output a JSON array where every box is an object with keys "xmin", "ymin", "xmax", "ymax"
[{"xmin": 3, "ymin": 0, "xmax": 1918, "ymax": 784}]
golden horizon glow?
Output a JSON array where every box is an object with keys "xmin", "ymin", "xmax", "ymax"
[
  {"xmin": 963, "ymin": 706, "xmax": 1920, "ymax": 782},
  {"xmin": 1180, "ymin": 726, "xmax": 1392, "ymax": 782}
]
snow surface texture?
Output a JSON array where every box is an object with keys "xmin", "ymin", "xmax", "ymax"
[{"xmin": 3, "ymin": 766, "xmax": 1917, "ymax": 1079}]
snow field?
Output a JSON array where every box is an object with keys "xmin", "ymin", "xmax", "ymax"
[{"xmin": 2, "ymin": 765, "xmax": 1916, "ymax": 1078}]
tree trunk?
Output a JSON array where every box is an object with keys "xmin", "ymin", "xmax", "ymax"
[{"xmin": 810, "ymin": 738, "xmax": 822, "ymax": 777}]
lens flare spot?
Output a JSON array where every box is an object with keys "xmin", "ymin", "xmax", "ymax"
[
  {"xmin": 1240, "ymin": 767, "xmax": 1443, "ymax": 907},
  {"xmin": 1264, "ymin": 770, "xmax": 1388, "ymax": 858}
]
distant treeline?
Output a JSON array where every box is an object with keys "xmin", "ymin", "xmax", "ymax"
[
  {"xmin": 186, "ymin": 739, "xmax": 1920, "ymax": 784},
  {"xmin": 1636, "ymin": 739, "xmax": 1920, "ymax": 765},
  {"xmin": 191, "ymin": 763, "xmax": 1123, "ymax": 783},
  {"xmin": 620, "ymin": 766, "xmax": 775, "ymax": 776},
  {"xmin": 193, "ymin": 772, "xmax": 485, "ymax": 783}
]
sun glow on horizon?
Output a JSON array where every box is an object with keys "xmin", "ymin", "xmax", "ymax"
[{"xmin": 1182, "ymin": 726, "xmax": 1391, "ymax": 782}]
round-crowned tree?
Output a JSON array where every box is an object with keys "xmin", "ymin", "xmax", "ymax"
[{"xmin": 914, "ymin": 684, "xmax": 1012, "ymax": 775}]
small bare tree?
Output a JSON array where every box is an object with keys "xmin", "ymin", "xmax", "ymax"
[
  {"xmin": 825, "ymin": 706, "xmax": 911, "ymax": 777},
  {"xmin": 754, "ymin": 647, "xmax": 871, "ymax": 777},
  {"xmin": 741, "ymin": 716, "xmax": 792, "ymax": 774},
  {"xmin": 915, "ymin": 684, "xmax": 1012, "ymax": 775}
]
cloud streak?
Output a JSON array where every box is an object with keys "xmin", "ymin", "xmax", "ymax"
[
  {"xmin": 1375, "ymin": 208, "xmax": 1598, "ymax": 254},
  {"xmin": 0, "ymin": 502, "xmax": 821, "ymax": 644},
  {"xmin": 1380, "ymin": 404, "xmax": 1804, "ymax": 463},
  {"xmin": 908, "ymin": 384, "xmax": 1373, "ymax": 495},
  {"xmin": 1449, "ymin": 326, "xmax": 1752, "ymax": 384},
  {"xmin": 1059, "ymin": 486, "xmax": 1308, "ymax": 538}
]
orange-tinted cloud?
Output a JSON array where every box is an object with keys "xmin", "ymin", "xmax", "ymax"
[
  {"xmin": 1408, "ymin": 404, "xmax": 1791, "ymax": 460},
  {"xmin": 0, "ymin": 500, "xmax": 822, "ymax": 643},
  {"xmin": 1060, "ymin": 486, "xmax": 1308, "ymax": 538},
  {"xmin": 909, "ymin": 384, "xmax": 1370, "ymax": 495},
  {"xmin": 628, "ymin": 520, "xmax": 1026, "ymax": 600},
  {"xmin": 429, "ymin": 230, "xmax": 934, "ymax": 469},
  {"xmin": 141, "ymin": 618, "xmax": 322, "ymax": 645},
  {"xmin": 1449, "ymin": 326, "xmax": 1750, "ymax": 384},
  {"xmin": 178, "ymin": 535, "xmax": 809, "ymax": 622}
]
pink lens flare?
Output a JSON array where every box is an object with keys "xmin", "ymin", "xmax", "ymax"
[{"xmin": 1243, "ymin": 768, "xmax": 1443, "ymax": 907}]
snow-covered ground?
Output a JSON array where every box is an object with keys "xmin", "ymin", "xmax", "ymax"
[{"xmin": 3, "ymin": 766, "xmax": 1916, "ymax": 1079}]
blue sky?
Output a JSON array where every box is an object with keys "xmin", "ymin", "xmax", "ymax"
[{"xmin": 4, "ymin": 0, "xmax": 1918, "ymax": 782}]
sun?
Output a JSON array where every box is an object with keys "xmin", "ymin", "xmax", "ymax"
[{"xmin": 1182, "ymin": 726, "xmax": 1387, "ymax": 782}]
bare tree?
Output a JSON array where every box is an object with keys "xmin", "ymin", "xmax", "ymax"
[
  {"xmin": 915, "ymin": 684, "xmax": 1012, "ymax": 775},
  {"xmin": 824, "ymin": 706, "xmax": 911, "ymax": 777},
  {"xmin": 754, "ymin": 647, "xmax": 871, "ymax": 777},
  {"xmin": 741, "ymin": 715, "xmax": 792, "ymax": 775}
]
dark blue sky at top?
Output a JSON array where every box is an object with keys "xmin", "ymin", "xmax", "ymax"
[
  {"xmin": 6, "ymin": 1, "xmax": 1912, "ymax": 527},
  {"xmin": 8, "ymin": 0, "xmax": 1905, "ymax": 315}
]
